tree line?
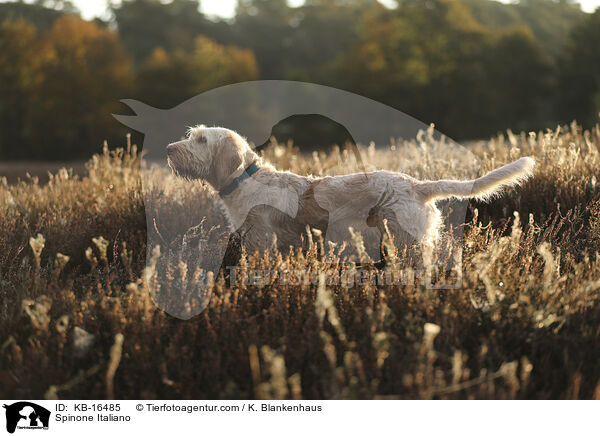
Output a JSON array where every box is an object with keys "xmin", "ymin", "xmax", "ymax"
[{"xmin": 0, "ymin": 0, "xmax": 599, "ymax": 160}]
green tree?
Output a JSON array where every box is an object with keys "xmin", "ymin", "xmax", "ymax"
[
  {"xmin": 332, "ymin": 0, "xmax": 553, "ymax": 139},
  {"xmin": 0, "ymin": 0, "xmax": 78, "ymax": 31},
  {"xmin": 284, "ymin": 0, "xmax": 375, "ymax": 81},
  {"xmin": 558, "ymin": 9, "xmax": 600, "ymax": 127},
  {"xmin": 483, "ymin": 27, "xmax": 554, "ymax": 133},
  {"xmin": 231, "ymin": 0, "xmax": 375, "ymax": 80},
  {"xmin": 231, "ymin": 0, "xmax": 295, "ymax": 79},
  {"xmin": 463, "ymin": 0, "xmax": 584, "ymax": 59},
  {"xmin": 111, "ymin": 0, "xmax": 221, "ymax": 64},
  {"xmin": 333, "ymin": 0, "xmax": 488, "ymax": 131}
]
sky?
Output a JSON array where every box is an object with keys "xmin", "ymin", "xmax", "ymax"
[{"xmin": 7, "ymin": 0, "xmax": 600, "ymax": 19}]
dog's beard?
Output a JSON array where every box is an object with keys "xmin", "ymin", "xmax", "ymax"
[{"xmin": 167, "ymin": 156, "xmax": 205, "ymax": 181}]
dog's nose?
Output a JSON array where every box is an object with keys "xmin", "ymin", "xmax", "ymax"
[{"xmin": 166, "ymin": 143, "xmax": 177, "ymax": 154}]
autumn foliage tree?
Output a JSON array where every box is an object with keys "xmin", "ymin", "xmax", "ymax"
[
  {"xmin": 137, "ymin": 36, "xmax": 259, "ymax": 108},
  {"xmin": 0, "ymin": 0, "xmax": 598, "ymax": 160},
  {"xmin": 0, "ymin": 20, "xmax": 42, "ymax": 160},
  {"xmin": 0, "ymin": 16, "xmax": 134, "ymax": 160},
  {"xmin": 32, "ymin": 16, "xmax": 134, "ymax": 159},
  {"xmin": 0, "ymin": 10, "xmax": 259, "ymax": 160},
  {"xmin": 332, "ymin": 0, "xmax": 553, "ymax": 139}
]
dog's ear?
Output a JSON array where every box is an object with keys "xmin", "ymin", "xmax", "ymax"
[{"xmin": 215, "ymin": 134, "xmax": 244, "ymax": 188}]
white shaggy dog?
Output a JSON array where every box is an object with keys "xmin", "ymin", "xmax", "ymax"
[{"xmin": 167, "ymin": 125, "xmax": 534, "ymax": 259}]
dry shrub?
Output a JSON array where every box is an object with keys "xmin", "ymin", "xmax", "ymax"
[{"xmin": 0, "ymin": 123, "xmax": 599, "ymax": 399}]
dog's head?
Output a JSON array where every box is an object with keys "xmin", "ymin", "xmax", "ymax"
[{"xmin": 167, "ymin": 126, "xmax": 256, "ymax": 189}]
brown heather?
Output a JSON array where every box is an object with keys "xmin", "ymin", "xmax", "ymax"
[{"xmin": 1, "ymin": 124, "xmax": 599, "ymax": 400}]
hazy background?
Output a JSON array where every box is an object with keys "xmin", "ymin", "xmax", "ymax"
[
  {"xmin": 13, "ymin": 0, "xmax": 600, "ymax": 19},
  {"xmin": 1, "ymin": 0, "xmax": 600, "ymax": 166}
]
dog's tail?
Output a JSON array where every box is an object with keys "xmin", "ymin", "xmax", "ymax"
[{"xmin": 416, "ymin": 157, "xmax": 535, "ymax": 202}]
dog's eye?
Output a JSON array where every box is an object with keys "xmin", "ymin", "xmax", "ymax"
[{"xmin": 197, "ymin": 136, "xmax": 207, "ymax": 144}]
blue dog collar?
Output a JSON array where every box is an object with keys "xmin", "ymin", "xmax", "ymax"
[{"xmin": 219, "ymin": 162, "xmax": 260, "ymax": 198}]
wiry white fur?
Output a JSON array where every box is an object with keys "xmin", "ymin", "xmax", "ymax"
[
  {"xmin": 416, "ymin": 157, "xmax": 535, "ymax": 202},
  {"xmin": 167, "ymin": 126, "xmax": 535, "ymax": 256}
]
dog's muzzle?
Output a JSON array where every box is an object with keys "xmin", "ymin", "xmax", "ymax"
[{"xmin": 167, "ymin": 140, "xmax": 186, "ymax": 156}]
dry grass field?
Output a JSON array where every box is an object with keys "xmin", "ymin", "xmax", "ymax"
[{"xmin": 1, "ymin": 123, "xmax": 599, "ymax": 399}]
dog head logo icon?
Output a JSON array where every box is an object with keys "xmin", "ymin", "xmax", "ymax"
[{"xmin": 3, "ymin": 402, "xmax": 50, "ymax": 434}]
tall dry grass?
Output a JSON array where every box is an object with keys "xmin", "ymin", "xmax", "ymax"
[{"xmin": 1, "ymin": 123, "xmax": 599, "ymax": 399}]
